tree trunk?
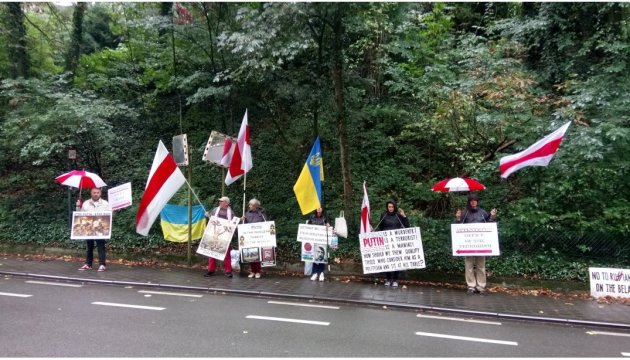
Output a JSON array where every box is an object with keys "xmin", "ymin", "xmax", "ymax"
[
  {"xmin": 5, "ymin": 3, "xmax": 29, "ymax": 78},
  {"xmin": 64, "ymin": 2, "xmax": 87, "ymax": 79},
  {"xmin": 331, "ymin": 4, "xmax": 353, "ymax": 217}
]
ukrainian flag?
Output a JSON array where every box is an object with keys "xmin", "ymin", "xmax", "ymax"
[
  {"xmin": 159, "ymin": 204, "xmax": 207, "ymax": 242},
  {"xmin": 293, "ymin": 137, "xmax": 324, "ymax": 215}
]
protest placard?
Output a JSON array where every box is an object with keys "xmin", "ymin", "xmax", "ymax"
[
  {"xmin": 107, "ymin": 182, "xmax": 132, "ymax": 210},
  {"xmin": 589, "ymin": 267, "xmax": 630, "ymax": 298},
  {"xmin": 71, "ymin": 211, "xmax": 112, "ymax": 240},
  {"xmin": 359, "ymin": 227, "xmax": 425, "ymax": 274},
  {"xmin": 297, "ymin": 224, "xmax": 337, "ymax": 263},
  {"xmin": 451, "ymin": 223, "xmax": 500, "ymax": 256},
  {"xmin": 238, "ymin": 221, "xmax": 277, "ymax": 267},
  {"xmin": 196, "ymin": 216, "xmax": 240, "ymax": 260}
]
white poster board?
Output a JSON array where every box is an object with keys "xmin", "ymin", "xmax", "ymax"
[
  {"xmin": 297, "ymin": 224, "xmax": 337, "ymax": 263},
  {"xmin": 589, "ymin": 267, "xmax": 630, "ymax": 298},
  {"xmin": 196, "ymin": 216, "xmax": 240, "ymax": 260},
  {"xmin": 107, "ymin": 182, "xmax": 132, "ymax": 210},
  {"xmin": 238, "ymin": 221, "xmax": 277, "ymax": 267},
  {"xmin": 202, "ymin": 130, "xmax": 236, "ymax": 168},
  {"xmin": 173, "ymin": 134, "xmax": 189, "ymax": 166},
  {"xmin": 451, "ymin": 223, "xmax": 500, "ymax": 256},
  {"xmin": 71, "ymin": 211, "xmax": 112, "ymax": 240},
  {"xmin": 359, "ymin": 227, "xmax": 425, "ymax": 274}
]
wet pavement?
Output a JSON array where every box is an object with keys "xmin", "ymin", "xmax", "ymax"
[{"xmin": 1, "ymin": 255, "xmax": 629, "ymax": 329}]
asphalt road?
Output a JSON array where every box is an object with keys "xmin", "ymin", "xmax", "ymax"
[{"xmin": 1, "ymin": 276, "xmax": 629, "ymax": 357}]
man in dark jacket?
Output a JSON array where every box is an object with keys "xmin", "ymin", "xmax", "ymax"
[
  {"xmin": 375, "ymin": 199, "xmax": 410, "ymax": 287},
  {"xmin": 455, "ymin": 193, "xmax": 497, "ymax": 294}
]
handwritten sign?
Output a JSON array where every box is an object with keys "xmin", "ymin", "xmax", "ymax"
[
  {"xmin": 589, "ymin": 267, "xmax": 630, "ymax": 298},
  {"xmin": 238, "ymin": 221, "xmax": 277, "ymax": 267},
  {"xmin": 451, "ymin": 223, "xmax": 500, "ymax": 256},
  {"xmin": 107, "ymin": 182, "xmax": 132, "ymax": 210},
  {"xmin": 359, "ymin": 227, "xmax": 425, "ymax": 274}
]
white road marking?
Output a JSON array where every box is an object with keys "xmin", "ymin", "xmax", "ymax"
[
  {"xmin": 0, "ymin": 291, "xmax": 33, "ymax": 298},
  {"xmin": 586, "ymin": 330, "xmax": 630, "ymax": 338},
  {"xmin": 415, "ymin": 331, "xmax": 518, "ymax": 346},
  {"xmin": 25, "ymin": 280, "xmax": 82, "ymax": 288},
  {"xmin": 621, "ymin": 352, "xmax": 630, "ymax": 357},
  {"xmin": 246, "ymin": 315, "xmax": 330, "ymax": 326},
  {"xmin": 138, "ymin": 290, "xmax": 203, "ymax": 298},
  {"xmin": 92, "ymin": 302, "xmax": 165, "ymax": 311},
  {"xmin": 417, "ymin": 314, "xmax": 501, "ymax": 325},
  {"xmin": 267, "ymin": 300, "xmax": 339, "ymax": 309}
]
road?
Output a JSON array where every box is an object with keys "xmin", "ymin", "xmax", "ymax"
[{"xmin": 1, "ymin": 276, "xmax": 629, "ymax": 357}]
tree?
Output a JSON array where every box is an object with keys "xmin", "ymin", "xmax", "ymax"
[{"xmin": 3, "ymin": 3, "xmax": 29, "ymax": 78}]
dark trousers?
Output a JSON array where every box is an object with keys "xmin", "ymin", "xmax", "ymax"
[
  {"xmin": 312, "ymin": 262, "xmax": 326, "ymax": 274},
  {"xmin": 385, "ymin": 271, "xmax": 399, "ymax": 281},
  {"xmin": 86, "ymin": 240, "xmax": 106, "ymax": 266}
]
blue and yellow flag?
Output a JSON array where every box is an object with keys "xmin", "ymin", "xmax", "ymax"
[
  {"xmin": 293, "ymin": 137, "xmax": 324, "ymax": 215},
  {"xmin": 159, "ymin": 204, "xmax": 207, "ymax": 242}
]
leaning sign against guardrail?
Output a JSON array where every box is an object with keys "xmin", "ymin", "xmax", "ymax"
[
  {"xmin": 359, "ymin": 227, "xmax": 425, "ymax": 274},
  {"xmin": 589, "ymin": 267, "xmax": 630, "ymax": 298}
]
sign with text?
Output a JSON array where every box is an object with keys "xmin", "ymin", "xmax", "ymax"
[
  {"xmin": 589, "ymin": 267, "xmax": 630, "ymax": 298},
  {"xmin": 107, "ymin": 182, "xmax": 132, "ymax": 210},
  {"xmin": 71, "ymin": 211, "xmax": 112, "ymax": 240},
  {"xmin": 359, "ymin": 227, "xmax": 425, "ymax": 274},
  {"xmin": 238, "ymin": 221, "xmax": 277, "ymax": 267},
  {"xmin": 297, "ymin": 224, "xmax": 337, "ymax": 264},
  {"xmin": 451, "ymin": 223, "xmax": 500, "ymax": 256},
  {"xmin": 196, "ymin": 216, "xmax": 240, "ymax": 260}
]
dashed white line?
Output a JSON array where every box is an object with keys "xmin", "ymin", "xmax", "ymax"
[
  {"xmin": 621, "ymin": 352, "xmax": 630, "ymax": 357},
  {"xmin": 138, "ymin": 290, "xmax": 203, "ymax": 298},
  {"xmin": 416, "ymin": 314, "xmax": 501, "ymax": 325},
  {"xmin": 586, "ymin": 330, "xmax": 630, "ymax": 338},
  {"xmin": 246, "ymin": 315, "xmax": 330, "ymax": 326},
  {"xmin": 25, "ymin": 280, "xmax": 82, "ymax": 288},
  {"xmin": 267, "ymin": 300, "xmax": 339, "ymax": 309},
  {"xmin": 415, "ymin": 331, "xmax": 518, "ymax": 346},
  {"xmin": 0, "ymin": 291, "xmax": 33, "ymax": 298},
  {"xmin": 92, "ymin": 302, "xmax": 165, "ymax": 311}
]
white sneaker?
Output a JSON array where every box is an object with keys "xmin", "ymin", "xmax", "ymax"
[
  {"xmin": 310, "ymin": 274, "xmax": 318, "ymax": 281},
  {"xmin": 319, "ymin": 273, "xmax": 325, "ymax": 281},
  {"xmin": 254, "ymin": 273, "xmax": 261, "ymax": 279},
  {"xmin": 248, "ymin": 273, "xmax": 255, "ymax": 278},
  {"xmin": 392, "ymin": 281, "xmax": 398, "ymax": 288},
  {"xmin": 384, "ymin": 281, "xmax": 391, "ymax": 286}
]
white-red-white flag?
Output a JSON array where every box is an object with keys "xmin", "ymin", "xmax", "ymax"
[
  {"xmin": 136, "ymin": 140, "xmax": 186, "ymax": 236},
  {"xmin": 225, "ymin": 110, "xmax": 253, "ymax": 185},
  {"xmin": 499, "ymin": 121, "xmax": 571, "ymax": 178},
  {"xmin": 360, "ymin": 181, "xmax": 372, "ymax": 234},
  {"xmin": 220, "ymin": 137, "xmax": 236, "ymax": 168}
]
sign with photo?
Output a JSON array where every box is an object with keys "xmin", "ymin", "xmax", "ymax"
[
  {"xmin": 238, "ymin": 221, "xmax": 277, "ymax": 267},
  {"xmin": 107, "ymin": 182, "xmax": 132, "ymax": 210},
  {"xmin": 71, "ymin": 211, "xmax": 112, "ymax": 240},
  {"xmin": 589, "ymin": 267, "xmax": 630, "ymax": 298},
  {"xmin": 359, "ymin": 227, "xmax": 425, "ymax": 274},
  {"xmin": 301, "ymin": 242, "xmax": 328, "ymax": 264},
  {"xmin": 297, "ymin": 224, "xmax": 337, "ymax": 264},
  {"xmin": 196, "ymin": 216, "xmax": 240, "ymax": 260},
  {"xmin": 451, "ymin": 223, "xmax": 500, "ymax": 256}
]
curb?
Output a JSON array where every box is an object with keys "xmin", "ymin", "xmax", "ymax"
[{"xmin": 3, "ymin": 270, "xmax": 630, "ymax": 330}]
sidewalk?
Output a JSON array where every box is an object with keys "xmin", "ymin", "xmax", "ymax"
[{"xmin": 1, "ymin": 255, "xmax": 629, "ymax": 329}]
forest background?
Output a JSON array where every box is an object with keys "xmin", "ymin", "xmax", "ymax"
[{"xmin": 0, "ymin": 2, "xmax": 628, "ymax": 283}]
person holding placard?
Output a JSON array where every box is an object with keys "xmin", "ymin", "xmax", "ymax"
[
  {"xmin": 203, "ymin": 196, "xmax": 238, "ymax": 278},
  {"xmin": 455, "ymin": 193, "xmax": 497, "ymax": 295},
  {"xmin": 307, "ymin": 207, "xmax": 331, "ymax": 281},
  {"xmin": 242, "ymin": 198, "xmax": 269, "ymax": 279},
  {"xmin": 375, "ymin": 199, "xmax": 410, "ymax": 287},
  {"xmin": 77, "ymin": 188, "xmax": 110, "ymax": 272}
]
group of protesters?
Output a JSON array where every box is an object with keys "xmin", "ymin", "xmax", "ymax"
[{"xmin": 74, "ymin": 187, "xmax": 497, "ymax": 294}]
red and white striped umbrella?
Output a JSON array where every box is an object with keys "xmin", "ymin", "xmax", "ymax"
[
  {"xmin": 56, "ymin": 170, "xmax": 107, "ymax": 189},
  {"xmin": 431, "ymin": 177, "xmax": 486, "ymax": 192}
]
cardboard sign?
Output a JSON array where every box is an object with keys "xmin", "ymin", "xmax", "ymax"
[
  {"xmin": 196, "ymin": 216, "xmax": 240, "ymax": 260},
  {"xmin": 589, "ymin": 267, "xmax": 630, "ymax": 298},
  {"xmin": 238, "ymin": 221, "xmax": 277, "ymax": 267},
  {"xmin": 107, "ymin": 182, "xmax": 132, "ymax": 210},
  {"xmin": 71, "ymin": 211, "xmax": 112, "ymax": 240},
  {"xmin": 359, "ymin": 227, "xmax": 425, "ymax": 274},
  {"xmin": 451, "ymin": 223, "xmax": 500, "ymax": 256}
]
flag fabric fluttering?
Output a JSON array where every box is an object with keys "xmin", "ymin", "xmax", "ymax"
[
  {"xmin": 220, "ymin": 137, "xmax": 236, "ymax": 168},
  {"xmin": 360, "ymin": 181, "xmax": 372, "ymax": 234},
  {"xmin": 159, "ymin": 204, "xmax": 207, "ymax": 242},
  {"xmin": 225, "ymin": 110, "xmax": 253, "ymax": 185},
  {"xmin": 136, "ymin": 140, "xmax": 187, "ymax": 236},
  {"xmin": 293, "ymin": 136, "xmax": 324, "ymax": 215},
  {"xmin": 499, "ymin": 121, "xmax": 572, "ymax": 179}
]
